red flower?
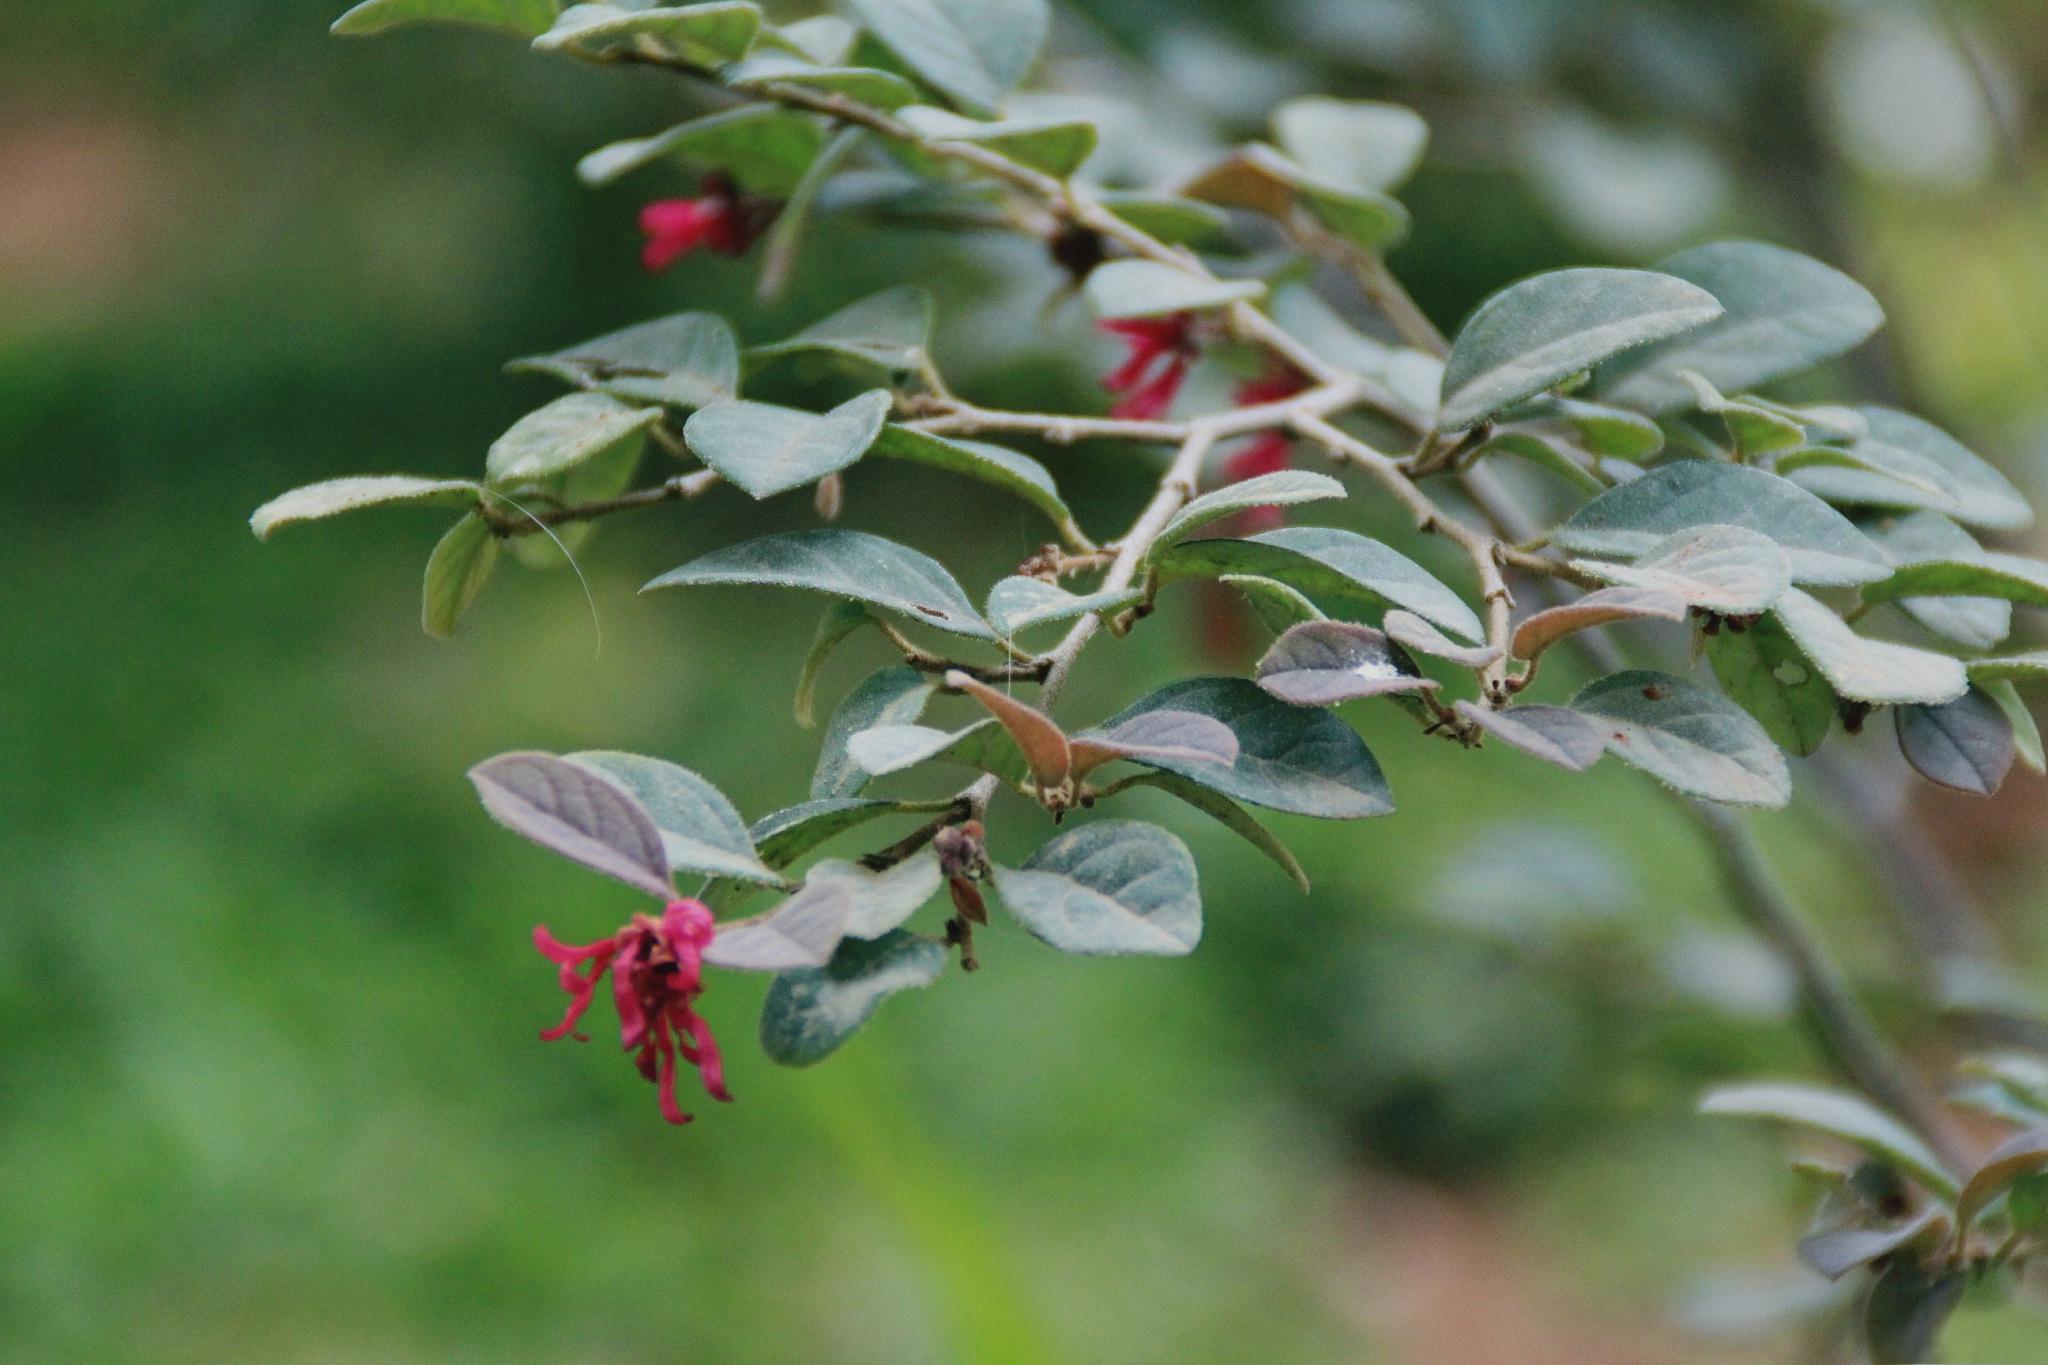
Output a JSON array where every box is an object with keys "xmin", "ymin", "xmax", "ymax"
[
  {"xmin": 534, "ymin": 898, "xmax": 730, "ymax": 1125},
  {"xmin": 1099, "ymin": 313, "xmax": 1198, "ymax": 420},
  {"xmin": 638, "ymin": 176, "xmax": 750, "ymax": 274}
]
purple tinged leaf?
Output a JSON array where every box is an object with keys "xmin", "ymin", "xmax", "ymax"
[
  {"xmin": 1254, "ymin": 620, "xmax": 1436, "ymax": 706},
  {"xmin": 1798, "ymin": 1208, "xmax": 1942, "ymax": 1281},
  {"xmin": 1382, "ymin": 609, "xmax": 1502, "ymax": 668},
  {"xmin": 1454, "ymin": 702, "xmax": 1606, "ymax": 772},
  {"xmin": 703, "ymin": 880, "xmax": 855, "ymax": 972},
  {"xmin": 1896, "ymin": 686, "xmax": 2015, "ymax": 797},
  {"xmin": 1956, "ymin": 1126, "xmax": 2048, "ymax": 1237},
  {"xmin": 1070, "ymin": 709, "xmax": 1239, "ymax": 778},
  {"xmin": 468, "ymin": 752, "xmax": 675, "ymax": 899}
]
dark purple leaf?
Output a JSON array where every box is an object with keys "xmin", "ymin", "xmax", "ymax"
[{"xmin": 469, "ymin": 752, "xmax": 674, "ymax": 899}]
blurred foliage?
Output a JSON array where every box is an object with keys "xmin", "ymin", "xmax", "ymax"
[{"xmin": 5, "ymin": 0, "xmax": 2048, "ymax": 1360}]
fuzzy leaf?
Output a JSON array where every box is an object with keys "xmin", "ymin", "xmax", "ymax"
[
  {"xmin": 1382, "ymin": 610, "xmax": 1501, "ymax": 668},
  {"xmin": 1896, "ymin": 686, "xmax": 2015, "ymax": 797},
  {"xmin": 843, "ymin": 0, "xmax": 1049, "ymax": 116},
  {"xmin": 565, "ymin": 752, "xmax": 779, "ymax": 884},
  {"xmin": 759, "ymin": 930, "xmax": 947, "ymax": 1066},
  {"xmin": 468, "ymin": 752, "xmax": 674, "ymax": 899},
  {"xmin": 1570, "ymin": 524, "xmax": 1791, "ymax": 615},
  {"xmin": 945, "ymin": 671, "xmax": 1070, "ymax": 787},
  {"xmin": 646, "ymin": 529, "xmax": 995, "ymax": 639},
  {"xmin": 1700, "ymin": 1082, "xmax": 1959, "ymax": 1201},
  {"xmin": 421, "ymin": 513, "xmax": 499, "ymax": 639},
  {"xmin": 508, "ymin": 312, "xmax": 739, "ymax": 409},
  {"xmin": 1772, "ymin": 588, "xmax": 1967, "ymax": 706},
  {"xmin": 1437, "ymin": 268, "xmax": 1722, "ymax": 431},
  {"xmin": 803, "ymin": 852, "xmax": 943, "ymax": 938},
  {"xmin": 845, "ymin": 720, "xmax": 1026, "ymax": 787},
  {"xmin": 251, "ymin": 476, "xmax": 479, "ymax": 539},
  {"xmin": 726, "ymin": 55, "xmax": 920, "ymax": 110},
  {"xmin": 577, "ymin": 105, "xmax": 826, "ymax": 195},
  {"xmin": 1573, "ymin": 669, "xmax": 1790, "ymax": 807},
  {"xmin": 749, "ymin": 797, "xmax": 903, "ymax": 868},
  {"xmin": 1068, "ymin": 710, "xmax": 1238, "ymax": 779},
  {"xmin": 993, "ymin": 820, "xmax": 1200, "ymax": 956},
  {"xmin": 1180, "ymin": 143, "xmax": 1410, "ymax": 252},
  {"xmin": 1157, "ymin": 526, "xmax": 1484, "ymax": 642},
  {"xmin": 1595, "ymin": 241, "xmax": 1885, "ymax": 416},
  {"xmin": 1084, "ymin": 260, "xmax": 1263, "ymax": 320},
  {"xmin": 1254, "ymin": 620, "xmax": 1435, "ymax": 706},
  {"xmin": 1859, "ymin": 549, "xmax": 2048, "ymax": 610},
  {"xmin": 535, "ymin": 2, "xmax": 761, "ymax": 67},
  {"xmin": 333, "ymin": 0, "xmax": 558, "ymax": 36},
  {"xmin": 683, "ymin": 390, "xmax": 890, "ymax": 499},
  {"xmin": 1866, "ymin": 512, "xmax": 2011, "ymax": 652},
  {"xmin": 1117, "ymin": 771, "xmax": 1308, "ymax": 892},
  {"xmin": 1097, "ymin": 677, "xmax": 1393, "ymax": 818},
  {"xmin": 1271, "ymin": 96, "xmax": 1427, "ymax": 193},
  {"xmin": 1454, "ymin": 702, "xmax": 1606, "ymax": 772},
  {"xmin": 1791, "ymin": 407, "xmax": 2030, "ymax": 531},
  {"xmin": 1553, "ymin": 460, "xmax": 1889, "ymax": 587},
  {"xmin": 983, "ymin": 577, "xmax": 1141, "ymax": 638},
  {"xmin": 1706, "ymin": 615, "xmax": 1836, "ymax": 757},
  {"xmin": 868, "ymin": 426, "xmax": 1072, "ymax": 533},
  {"xmin": 1511, "ymin": 586, "xmax": 1686, "ymax": 663},
  {"xmin": 1149, "ymin": 471, "xmax": 1346, "ymax": 556},
  {"xmin": 485, "ymin": 392, "xmax": 659, "ymax": 484},
  {"xmin": 898, "ymin": 105, "xmax": 1097, "ymax": 176},
  {"xmin": 703, "ymin": 879, "xmax": 853, "ymax": 971},
  {"xmin": 813, "ymin": 666, "xmax": 935, "ymax": 800},
  {"xmin": 747, "ymin": 286, "xmax": 933, "ymax": 374},
  {"xmin": 795, "ymin": 600, "xmax": 878, "ymax": 728}
]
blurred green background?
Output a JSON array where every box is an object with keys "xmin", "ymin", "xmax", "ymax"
[{"xmin": 7, "ymin": 1, "xmax": 2048, "ymax": 1360}]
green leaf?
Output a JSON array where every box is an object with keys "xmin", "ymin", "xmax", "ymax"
[
  {"xmin": 1116, "ymin": 771, "xmax": 1308, "ymax": 892},
  {"xmin": 1254, "ymin": 621, "xmax": 1435, "ymax": 706},
  {"xmin": 1700, "ymin": 1081, "xmax": 1960, "ymax": 1202},
  {"xmin": 333, "ymin": 0, "xmax": 558, "ymax": 37},
  {"xmin": 1864, "ymin": 1260, "xmax": 1964, "ymax": 1365},
  {"xmin": 1772, "ymin": 587, "xmax": 1967, "ymax": 706},
  {"xmin": 1509, "ymin": 586, "xmax": 1687, "ymax": 664},
  {"xmin": 704, "ymin": 880, "xmax": 854, "ymax": 971},
  {"xmin": 759, "ymin": 13, "xmax": 854, "ymax": 61},
  {"xmin": 645, "ymin": 529, "xmax": 996, "ymax": 639},
  {"xmin": 993, "ymin": 820, "xmax": 1200, "ymax": 956},
  {"xmin": 1968, "ymin": 651, "xmax": 2048, "ymax": 683},
  {"xmin": 1094, "ymin": 194, "xmax": 1241, "ymax": 253},
  {"xmin": 1221, "ymin": 574, "xmax": 1324, "ymax": 634},
  {"xmin": 499, "ymin": 419, "xmax": 641, "ymax": 570},
  {"xmin": 1957, "ymin": 1127, "xmax": 2048, "ymax": 1236},
  {"xmin": 759, "ymin": 930, "xmax": 947, "ymax": 1066},
  {"xmin": 1790, "ymin": 408, "xmax": 2031, "ymax": 531},
  {"xmin": 1859, "ymin": 549, "xmax": 2048, "ymax": 610},
  {"xmin": 750, "ymin": 797, "xmax": 903, "ymax": 867},
  {"xmin": 508, "ymin": 312, "xmax": 739, "ymax": 409},
  {"xmin": 1083, "ymin": 260, "xmax": 1264, "ymax": 320},
  {"xmin": 845, "ymin": 719, "xmax": 1026, "ymax": 787},
  {"xmin": 843, "ymin": 0, "xmax": 1049, "ymax": 116},
  {"xmin": 1436, "ymin": 268, "xmax": 1723, "ymax": 431},
  {"xmin": 1454, "ymin": 701, "xmax": 1606, "ymax": 772},
  {"xmin": 746, "ymin": 285, "xmax": 933, "ymax": 374},
  {"xmin": 1570, "ymin": 524, "xmax": 1790, "ymax": 615},
  {"xmin": 683, "ymin": 390, "xmax": 890, "ymax": 499},
  {"xmin": 757, "ymin": 128, "xmax": 865, "ymax": 300},
  {"xmin": 1984, "ymin": 679, "xmax": 2045, "ymax": 776},
  {"xmin": 1707, "ymin": 614, "xmax": 1836, "ymax": 757},
  {"xmin": 250, "ymin": 476, "xmax": 479, "ymax": 540},
  {"xmin": 1539, "ymin": 397, "xmax": 1665, "ymax": 460},
  {"xmin": 812, "ymin": 666, "xmax": 936, "ymax": 799},
  {"xmin": 1896, "ymin": 686, "xmax": 2014, "ymax": 797},
  {"xmin": 1156, "ymin": 525, "xmax": 1485, "ymax": 642},
  {"xmin": 1382, "ymin": 609, "xmax": 1501, "ymax": 669},
  {"xmin": 564, "ymin": 751, "xmax": 781, "ymax": 884},
  {"xmin": 535, "ymin": 2, "xmax": 761, "ymax": 67},
  {"xmin": 1572, "ymin": 669, "xmax": 1790, "ymax": 807},
  {"xmin": 484, "ymin": 392, "xmax": 658, "ymax": 485},
  {"xmin": 1595, "ymin": 241, "xmax": 1885, "ymax": 416},
  {"xmin": 1096, "ymin": 677, "xmax": 1393, "ymax": 818},
  {"xmin": 868, "ymin": 425, "xmax": 1073, "ymax": 534},
  {"xmin": 421, "ymin": 513, "xmax": 498, "ymax": 638},
  {"xmin": 577, "ymin": 105, "xmax": 826, "ymax": 196},
  {"xmin": 1271, "ymin": 96, "xmax": 1428, "ymax": 194},
  {"xmin": 468, "ymin": 751, "xmax": 674, "ymax": 899},
  {"xmin": 1148, "ymin": 471, "xmax": 1346, "ymax": 557},
  {"xmin": 1477, "ymin": 430, "xmax": 1604, "ymax": 495},
  {"xmin": 983, "ymin": 577, "xmax": 1140, "ymax": 638},
  {"xmin": 897, "ymin": 105, "xmax": 1096, "ymax": 177},
  {"xmin": 1181, "ymin": 144, "xmax": 1410, "ymax": 253},
  {"xmin": 1864, "ymin": 512, "xmax": 2011, "ymax": 651},
  {"xmin": 803, "ymin": 852, "xmax": 942, "ymax": 937},
  {"xmin": 795, "ymin": 600, "xmax": 878, "ymax": 728},
  {"xmin": 1553, "ymin": 460, "xmax": 1889, "ymax": 587},
  {"xmin": 726, "ymin": 54, "xmax": 920, "ymax": 109},
  {"xmin": 1678, "ymin": 372, "xmax": 1808, "ymax": 457}
]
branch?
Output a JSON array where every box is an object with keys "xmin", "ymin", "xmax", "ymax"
[{"xmin": 480, "ymin": 469, "xmax": 719, "ymax": 536}]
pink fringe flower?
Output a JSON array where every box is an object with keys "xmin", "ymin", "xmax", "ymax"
[
  {"xmin": 534, "ymin": 898, "xmax": 730, "ymax": 1125},
  {"xmin": 1099, "ymin": 313, "xmax": 1199, "ymax": 420},
  {"xmin": 638, "ymin": 175, "xmax": 750, "ymax": 273}
]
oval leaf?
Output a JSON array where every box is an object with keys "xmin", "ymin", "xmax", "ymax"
[
  {"xmin": 1437, "ymin": 267, "xmax": 1723, "ymax": 431},
  {"xmin": 508, "ymin": 311, "xmax": 739, "ymax": 409},
  {"xmin": 747, "ymin": 286, "xmax": 933, "ymax": 374},
  {"xmin": 703, "ymin": 880, "xmax": 854, "ymax": 972},
  {"xmin": 1957, "ymin": 1127, "xmax": 2048, "ymax": 1237},
  {"xmin": 645, "ymin": 529, "xmax": 995, "ymax": 639},
  {"xmin": 1772, "ymin": 588, "xmax": 1967, "ymax": 707},
  {"xmin": 843, "ymin": 0, "xmax": 1048, "ymax": 116},
  {"xmin": 1454, "ymin": 701, "xmax": 1607, "ymax": 772},
  {"xmin": 1382, "ymin": 609, "xmax": 1502, "ymax": 668},
  {"xmin": 1254, "ymin": 620, "xmax": 1435, "ymax": 706},
  {"xmin": 759, "ymin": 930, "xmax": 948, "ymax": 1067},
  {"xmin": 485, "ymin": 392, "xmax": 658, "ymax": 484},
  {"xmin": 748, "ymin": 797, "xmax": 904, "ymax": 869},
  {"xmin": 1149, "ymin": 470, "xmax": 1346, "ymax": 556},
  {"xmin": 813, "ymin": 666, "xmax": 936, "ymax": 799},
  {"xmin": 1706, "ymin": 614, "xmax": 1836, "ymax": 758},
  {"xmin": 1896, "ymin": 686, "xmax": 2015, "ymax": 797},
  {"xmin": 803, "ymin": 852, "xmax": 943, "ymax": 939},
  {"xmin": 1118, "ymin": 771, "xmax": 1309, "ymax": 893},
  {"xmin": 333, "ymin": 0, "xmax": 559, "ymax": 37},
  {"xmin": 1572, "ymin": 669, "xmax": 1791, "ymax": 807},
  {"xmin": 1791, "ymin": 407, "xmax": 2030, "ymax": 532},
  {"xmin": 869, "ymin": 425, "xmax": 1073, "ymax": 534},
  {"xmin": 1084, "ymin": 260, "xmax": 1264, "ymax": 320},
  {"xmin": 1700, "ymin": 1081, "xmax": 1960, "ymax": 1202},
  {"xmin": 565, "ymin": 752, "xmax": 779, "ymax": 884},
  {"xmin": 984, "ymin": 577, "xmax": 1142, "ymax": 637},
  {"xmin": 1865, "ymin": 512, "xmax": 2011, "ymax": 652},
  {"xmin": 1570, "ymin": 524, "xmax": 1791, "ymax": 615},
  {"xmin": 1511, "ymin": 585, "xmax": 1687, "ymax": 664},
  {"xmin": 251, "ymin": 476, "xmax": 479, "ymax": 539},
  {"xmin": 1158, "ymin": 526, "xmax": 1484, "ymax": 643},
  {"xmin": 468, "ymin": 752, "xmax": 674, "ymax": 899},
  {"xmin": 1069, "ymin": 709, "xmax": 1239, "ymax": 779},
  {"xmin": 993, "ymin": 820, "xmax": 1200, "ymax": 956},
  {"xmin": 945, "ymin": 671, "xmax": 1070, "ymax": 788},
  {"xmin": 684, "ymin": 389, "xmax": 891, "ymax": 499},
  {"xmin": 422, "ymin": 513, "xmax": 499, "ymax": 639}
]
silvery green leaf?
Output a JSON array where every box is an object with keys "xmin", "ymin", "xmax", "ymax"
[
  {"xmin": 1595, "ymin": 241, "xmax": 1885, "ymax": 415},
  {"xmin": 1700, "ymin": 1081, "xmax": 1959, "ymax": 1201},
  {"xmin": 468, "ymin": 751, "xmax": 674, "ymax": 899},
  {"xmin": 1570, "ymin": 523, "xmax": 1790, "ymax": 614},
  {"xmin": 1896, "ymin": 686, "xmax": 2014, "ymax": 797},
  {"xmin": 421, "ymin": 513, "xmax": 499, "ymax": 639},
  {"xmin": 1706, "ymin": 615, "xmax": 1836, "ymax": 758},
  {"xmin": 1453, "ymin": 702, "xmax": 1606, "ymax": 772},
  {"xmin": 1271, "ymin": 96, "xmax": 1428, "ymax": 193},
  {"xmin": 795, "ymin": 600, "xmax": 878, "ymax": 729},
  {"xmin": 803, "ymin": 851, "xmax": 942, "ymax": 938},
  {"xmin": 897, "ymin": 105, "xmax": 1097, "ymax": 176},
  {"xmin": 1068, "ymin": 709, "xmax": 1238, "ymax": 778},
  {"xmin": 726, "ymin": 54, "xmax": 920, "ymax": 110},
  {"xmin": 1382, "ymin": 610, "xmax": 1502, "ymax": 668},
  {"xmin": 759, "ymin": 930, "xmax": 947, "ymax": 1066},
  {"xmin": 683, "ymin": 390, "xmax": 891, "ymax": 499},
  {"xmin": 577, "ymin": 105, "xmax": 826, "ymax": 195},
  {"xmin": 1553, "ymin": 460, "xmax": 1889, "ymax": 587},
  {"xmin": 1572, "ymin": 669, "xmax": 1790, "ymax": 807},
  {"xmin": 813, "ymin": 666, "xmax": 936, "ymax": 800},
  {"xmin": 703, "ymin": 879, "xmax": 854, "ymax": 971},
  {"xmin": 332, "ymin": 0, "xmax": 558, "ymax": 37},
  {"xmin": 845, "ymin": 719, "xmax": 1025, "ymax": 786},
  {"xmin": 1084, "ymin": 260, "xmax": 1263, "ymax": 320},
  {"xmin": 565, "ymin": 751, "xmax": 781, "ymax": 884},
  {"xmin": 1115, "ymin": 771, "xmax": 1309, "ymax": 893},
  {"xmin": 535, "ymin": 2, "xmax": 761, "ymax": 66},
  {"xmin": 1859, "ymin": 549, "xmax": 2048, "ymax": 609},
  {"xmin": 1156, "ymin": 525, "xmax": 1484, "ymax": 642},
  {"xmin": 507, "ymin": 311, "xmax": 739, "ymax": 409},
  {"xmin": 250, "ymin": 476, "xmax": 479, "ymax": 540},
  {"xmin": 1984, "ymin": 680, "xmax": 2045, "ymax": 776},
  {"xmin": 983, "ymin": 577, "xmax": 1141, "ymax": 637},
  {"xmin": 993, "ymin": 820, "xmax": 1200, "ymax": 956},
  {"xmin": 844, "ymin": 0, "xmax": 1049, "ymax": 116},
  {"xmin": 1791, "ymin": 408, "xmax": 2030, "ymax": 531},
  {"xmin": 1254, "ymin": 620, "xmax": 1436, "ymax": 706},
  {"xmin": 1968, "ymin": 651, "xmax": 2048, "ymax": 683},
  {"xmin": 645, "ymin": 529, "xmax": 995, "ymax": 640},
  {"xmin": 1097, "ymin": 677, "xmax": 1393, "ymax": 818},
  {"xmin": 749, "ymin": 797, "xmax": 903, "ymax": 868},
  {"xmin": 1864, "ymin": 511, "xmax": 2010, "ymax": 651},
  {"xmin": 1148, "ymin": 471, "xmax": 1346, "ymax": 556},
  {"xmin": 484, "ymin": 392, "xmax": 659, "ymax": 484},
  {"xmin": 1510, "ymin": 586, "xmax": 1686, "ymax": 664},
  {"xmin": 1771, "ymin": 588, "xmax": 1966, "ymax": 706},
  {"xmin": 1437, "ymin": 268, "xmax": 1722, "ymax": 431},
  {"xmin": 746, "ymin": 286, "xmax": 934, "ymax": 374},
  {"xmin": 869, "ymin": 425, "xmax": 1073, "ymax": 534}
]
